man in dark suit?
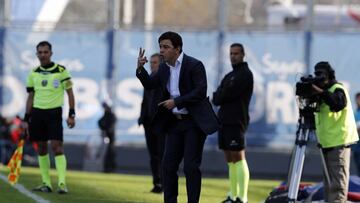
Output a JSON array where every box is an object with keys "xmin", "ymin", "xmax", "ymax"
[
  {"xmin": 138, "ymin": 53, "xmax": 165, "ymax": 193},
  {"xmin": 136, "ymin": 31, "xmax": 218, "ymax": 203}
]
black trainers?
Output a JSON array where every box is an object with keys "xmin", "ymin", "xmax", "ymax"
[
  {"xmin": 221, "ymin": 196, "xmax": 234, "ymax": 203},
  {"xmin": 33, "ymin": 183, "xmax": 52, "ymax": 193},
  {"xmin": 234, "ymin": 197, "xmax": 246, "ymax": 203},
  {"xmin": 150, "ymin": 184, "xmax": 163, "ymax": 194},
  {"xmin": 57, "ymin": 183, "xmax": 68, "ymax": 194}
]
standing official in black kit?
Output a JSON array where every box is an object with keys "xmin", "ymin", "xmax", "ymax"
[
  {"xmin": 136, "ymin": 31, "xmax": 218, "ymax": 203},
  {"xmin": 98, "ymin": 102, "xmax": 117, "ymax": 173},
  {"xmin": 213, "ymin": 43, "xmax": 253, "ymax": 203},
  {"xmin": 138, "ymin": 53, "xmax": 165, "ymax": 193}
]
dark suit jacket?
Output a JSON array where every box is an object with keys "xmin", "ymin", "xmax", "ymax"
[
  {"xmin": 138, "ymin": 78, "xmax": 163, "ymax": 126},
  {"xmin": 136, "ymin": 54, "xmax": 219, "ymax": 135},
  {"xmin": 98, "ymin": 110, "xmax": 117, "ymax": 140}
]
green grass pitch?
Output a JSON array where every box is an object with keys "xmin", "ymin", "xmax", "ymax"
[{"xmin": 0, "ymin": 166, "xmax": 280, "ymax": 203}]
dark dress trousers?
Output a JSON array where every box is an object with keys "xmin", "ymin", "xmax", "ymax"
[
  {"xmin": 138, "ymin": 74, "xmax": 165, "ymax": 188},
  {"xmin": 98, "ymin": 110, "xmax": 117, "ymax": 172},
  {"xmin": 136, "ymin": 54, "xmax": 219, "ymax": 203}
]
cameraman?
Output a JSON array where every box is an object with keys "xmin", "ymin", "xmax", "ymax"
[{"xmin": 312, "ymin": 61, "xmax": 358, "ymax": 203}]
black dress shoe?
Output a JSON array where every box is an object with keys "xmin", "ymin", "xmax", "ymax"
[{"xmin": 150, "ymin": 185, "xmax": 163, "ymax": 193}]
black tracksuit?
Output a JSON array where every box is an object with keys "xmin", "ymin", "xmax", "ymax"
[{"xmin": 213, "ymin": 62, "xmax": 253, "ymax": 134}]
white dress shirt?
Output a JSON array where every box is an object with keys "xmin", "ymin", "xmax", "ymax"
[{"xmin": 166, "ymin": 52, "xmax": 188, "ymax": 114}]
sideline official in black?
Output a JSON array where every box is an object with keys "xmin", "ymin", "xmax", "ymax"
[{"xmin": 213, "ymin": 43, "xmax": 253, "ymax": 203}]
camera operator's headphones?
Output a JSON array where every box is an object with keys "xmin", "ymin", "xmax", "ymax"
[{"xmin": 314, "ymin": 61, "xmax": 335, "ymax": 80}]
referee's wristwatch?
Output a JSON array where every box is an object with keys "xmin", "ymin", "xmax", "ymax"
[{"xmin": 68, "ymin": 109, "xmax": 76, "ymax": 118}]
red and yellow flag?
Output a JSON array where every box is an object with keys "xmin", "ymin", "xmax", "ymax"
[{"xmin": 7, "ymin": 139, "xmax": 24, "ymax": 185}]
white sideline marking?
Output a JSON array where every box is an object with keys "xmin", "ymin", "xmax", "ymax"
[{"xmin": 0, "ymin": 173, "xmax": 50, "ymax": 203}]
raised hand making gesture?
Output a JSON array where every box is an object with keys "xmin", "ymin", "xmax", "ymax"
[{"xmin": 137, "ymin": 47, "xmax": 148, "ymax": 70}]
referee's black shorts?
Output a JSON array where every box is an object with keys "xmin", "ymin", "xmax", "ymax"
[
  {"xmin": 218, "ymin": 124, "xmax": 245, "ymax": 151},
  {"xmin": 29, "ymin": 107, "xmax": 63, "ymax": 142}
]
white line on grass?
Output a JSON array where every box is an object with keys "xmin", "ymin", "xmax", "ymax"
[{"xmin": 0, "ymin": 173, "xmax": 50, "ymax": 203}]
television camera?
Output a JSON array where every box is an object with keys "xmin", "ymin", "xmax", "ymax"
[{"xmin": 295, "ymin": 74, "xmax": 325, "ymax": 99}]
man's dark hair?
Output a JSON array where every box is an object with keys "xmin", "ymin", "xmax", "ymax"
[
  {"xmin": 314, "ymin": 61, "xmax": 335, "ymax": 80},
  {"xmin": 158, "ymin": 31, "xmax": 183, "ymax": 51},
  {"xmin": 230, "ymin": 43, "xmax": 245, "ymax": 54},
  {"xmin": 356, "ymin": 92, "xmax": 360, "ymax": 98},
  {"xmin": 36, "ymin": 41, "xmax": 52, "ymax": 51}
]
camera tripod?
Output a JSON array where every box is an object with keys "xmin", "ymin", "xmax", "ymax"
[{"xmin": 286, "ymin": 102, "xmax": 331, "ymax": 203}]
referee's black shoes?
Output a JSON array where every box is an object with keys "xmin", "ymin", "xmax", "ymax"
[
  {"xmin": 57, "ymin": 183, "xmax": 68, "ymax": 194},
  {"xmin": 221, "ymin": 196, "xmax": 234, "ymax": 203},
  {"xmin": 221, "ymin": 196, "xmax": 246, "ymax": 203},
  {"xmin": 33, "ymin": 183, "xmax": 52, "ymax": 193},
  {"xmin": 234, "ymin": 197, "xmax": 246, "ymax": 203}
]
